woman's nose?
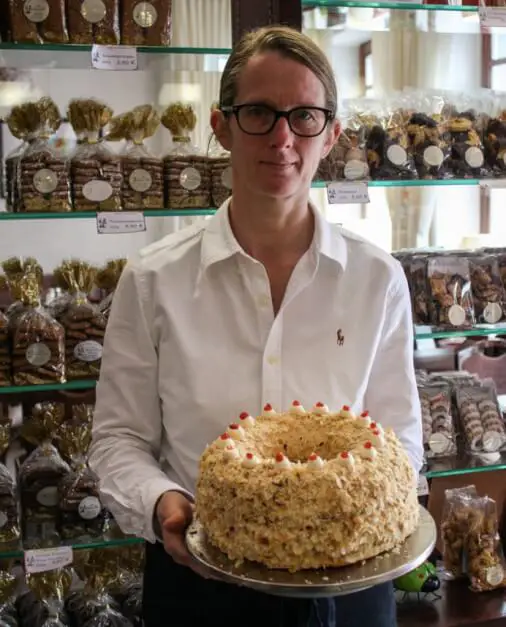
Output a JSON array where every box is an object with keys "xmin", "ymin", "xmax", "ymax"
[{"xmin": 269, "ymin": 115, "xmax": 294, "ymax": 148}]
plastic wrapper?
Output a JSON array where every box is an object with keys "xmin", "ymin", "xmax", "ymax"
[
  {"xmin": 447, "ymin": 110, "xmax": 490, "ymax": 179},
  {"xmin": 427, "ymin": 255, "xmax": 475, "ymax": 328},
  {"xmin": 0, "ymin": 311, "xmax": 11, "ymax": 387},
  {"xmin": 95, "ymin": 259, "xmax": 126, "ymax": 320},
  {"xmin": 161, "ymin": 103, "xmax": 211, "ymax": 209},
  {"xmin": 409, "ymin": 255, "xmax": 431, "ymax": 325},
  {"xmin": 0, "ymin": 407, "xmax": 10, "ymax": 461},
  {"xmin": 441, "ymin": 485, "xmax": 478, "ymax": 579},
  {"xmin": 8, "ymin": 0, "xmax": 68, "ymax": 43},
  {"xmin": 469, "ymin": 254, "xmax": 506, "ymax": 324},
  {"xmin": 19, "ymin": 441, "xmax": 71, "ymax": 546},
  {"xmin": 121, "ymin": 0, "xmax": 172, "ymax": 45},
  {"xmin": 11, "ymin": 271, "xmax": 65, "ymax": 386},
  {"xmin": 17, "ymin": 98, "xmax": 71, "ymax": 213},
  {"xmin": 67, "ymin": 0, "xmax": 119, "ymax": 44},
  {"xmin": 120, "ymin": 583, "xmax": 141, "ymax": 627},
  {"xmin": 456, "ymin": 383, "xmax": 506, "ymax": 454},
  {"xmin": 54, "ymin": 260, "xmax": 105, "ymax": 380},
  {"xmin": 0, "ymin": 569, "xmax": 18, "ymax": 626},
  {"xmin": 20, "ymin": 402, "xmax": 65, "ymax": 452},
  {"xmin": 44, "ymin": 288, "xmax": 72, "ymax": 322},
  {"xmin": 1, "ymin": 257, "xmax": 44, "ymax": 330},
  {"xmin": 418, "ymin": 383, "xmax": 457, "ymax": 458},
  {"xmin": 68, "ymin": 99, "xmax": 121, "ymax": 212},
  {"xmin": 0, "ymin": 464, "xmax": 20, "ymax": 545},
  {"xmin": 18, "ymin": 567, "xmax": 72, "ymax": 627},
  {"xmin": 484, "ymin": 104, "xmax": 506, "ymax": 175},
  {"xmin": 107, "ymin": 106, "xmax": 163, "ymax": 211}
]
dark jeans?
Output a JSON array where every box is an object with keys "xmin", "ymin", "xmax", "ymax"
[{"xmin": 142, "ymin": 542, "xmax": 397, "ymax": 627}]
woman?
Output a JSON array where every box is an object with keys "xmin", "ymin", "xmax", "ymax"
[{"xmin": 90, "ymin": 25, "xmax": 423, "ymax": 627}]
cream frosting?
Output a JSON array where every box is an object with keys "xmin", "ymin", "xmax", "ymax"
[
  {"xmin": 224, "ymin": 444, "xmax": 241, "ymax": 460},
  {"xmin": 242, "ymin": 452, "xmax": 261, "ymax": 468},
  {"xmin": 227, "ymin": 423, "xmax": 246, "ymax": 441},
  {"xmin": 289, "ymin": 400, "xmax": 306, "ymax": 415},
  {"xmin": 215, "ymin": 433, "xmax": 234, "ymax": 449},
  {"xmin": 274, "ymin": 452, "xmax": 292, "ymax": 470},
  {"xmin": 312, "ymin": 402, "xmax": 329, "ymax": 415},
  {"xmin": 339, "ymin": 405, "xmax": 355, "ymax": 419},
  {"xmin": 336, "ymin": 450, "xmax": 355, "ymax": 468},
  {"xmin": 357, "ymin": 411, "xmax": 372, "ymax": 426},
  {"xmin": 239, "ymin": 412, "xmax": 256, "ymax": 428},
  {"xmin": 358, "ymin": 441, "xmax": 377, "ymax": 460},
  {"xmin": 307, "ymin": 453, "xmax": 324, "ymax": 470},
  {"xmin": 262, "ymin": 403, "xmax": 277, "ymax": 417},
  {"xmin": 369, "ymin": 428, "xmax": 386, "ymax": 448}
]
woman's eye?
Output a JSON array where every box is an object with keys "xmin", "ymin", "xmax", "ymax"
[
  {"xmin": 245, "ymin": 106, "xmax": 269, "ymax": 117},
  {"xmin": 296, "ymin": 109, "xmax": 315, "ymax": 121}
]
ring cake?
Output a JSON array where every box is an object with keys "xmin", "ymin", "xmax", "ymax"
[{"xmin": 195, "ymin": 402, "xmax": 419, "ymax": 572}]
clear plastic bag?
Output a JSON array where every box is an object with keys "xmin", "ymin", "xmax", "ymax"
[
  {"xmin": 419, "ymin": 383, "xmax": 457, "ymax": 458},
  {"xmin": 0, "ymin": 312, "xmax": 11, "ymax": 387},
  {"xmin": 0, "ymin": 569, "xmax": 19, "ymax": 627},
  {"xmin": 95, "ymin": 259, "xmax": 126, "ymax": 320},
  {"xmin": 447, "ymin": 108, "xmax": 491, "ymax": 179},
  {"xmin": 19, "ymin": 568, "xmax": 72, "ymax": 627},
  {"xmin": 121, "ymin": 0, "xmax": 172, "ymax": 46},
  {"xmin": 468, "ymin": 254, "xmax": 506, "ymax": 324},
  {"xmin": 441, "ymin": 485, "xmax": 478, "ymax": 579},
  {"xmin": 67, "ymin": 0, "xmax": 119, "ymax": 45},
  {"xmin": 8, "ymin": 0, "xmax": 68, "ymax": 44},
  {"xmin": 456, "ymin": 383, "xmax": 506, "ymax": 454},
  {"xmin": 427, "ymin": 255, "xmax": 475, "ymax": 328},
  {"xmin": 0, "ymin": 464, "xmax": 20, "ymax": 545}
]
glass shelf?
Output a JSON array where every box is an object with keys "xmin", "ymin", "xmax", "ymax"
[
  {"xmin": 0, "ymin": 380, "xmax": 96, "ymax": 394},
  {"xmin": 302, "ymin": 0, "xmax": 477, "ymax": 10},
  {"xmin": 0, "ymin": 43, "xmax": 232, "ymax": 55},
  {"xmin": 0, "ymin": 209, "xmax": 217, "ymax": 221},
  {"xmin": 312, "ymin": 179, "xmax": 482, "ymax": 189},
  {"xmin": 0, "ymin": 534, "xmax": 144, "ymax": 560},
  {"xmin": 414, "ymin": 324, "xmax": 506, "ymax": 340},
  {"xmin": 425, "ymin": 452, "xmax": 506, "ymax": 479}
]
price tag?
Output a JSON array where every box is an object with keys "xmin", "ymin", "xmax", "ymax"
[
  {"xmin": 327, "ymin": 182, "xmax": 369, "ymax": 205},
  {"xmin": 91, "ymin": 45, "xmax": 138, "ymax": 71},
  {"xmin": 479, "ymin": 6, "xmax": 506, "ymax": 27},
  {"xmin": 96, "ymin": 212, "xmax": 146, "ymax": 234},
  {"xmin": 417, "ymin": 474, "xmax": 429, "ymax": 498},
  {"xmin": 24, "ymin": 546, "xmax": 73, "ymax": 574}
]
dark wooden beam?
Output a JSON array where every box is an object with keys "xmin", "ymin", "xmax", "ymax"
[{"xmin": 231, "ymin": 0, "xmax": 302, "ymax": 45}]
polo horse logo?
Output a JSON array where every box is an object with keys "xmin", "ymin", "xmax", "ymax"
[{"xmin": 336, "ymin": 329, "xmax": 345, "ymax": 346}]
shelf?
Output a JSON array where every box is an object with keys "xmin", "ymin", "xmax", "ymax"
[
  {"xmin": 425, "ymin": 453, "xmax": 506, "ymax": 479},
  {"xmin": 415, "ymin": 325, "xmax": 506, "ymax": 340},
  {"xmin": 312, "ymin": 179, "xmax": 482, "ymax": 189},
  {"xmin": 0, "ymin": 43, "xmax": 231, "ymax": 55},
  {"xmin": 0, "ymin": 380, "xmax": 96, "ymax": 394},
  {"xmin": 302, "ymin": 0, "xmax": 477, "ymax": 10},
  {"xmin": 0, "ymin": 533, "xmax": 144, "ymax": 560},
  {"xmin": 0, "ymin": 209, "xmax": 217, "ymax": 221}
]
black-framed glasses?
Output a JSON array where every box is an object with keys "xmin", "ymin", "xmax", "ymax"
[{"xmin": 221, "ymin": 103, "xmax": 334, "ymax": 138}]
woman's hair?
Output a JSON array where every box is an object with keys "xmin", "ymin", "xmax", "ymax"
[{"xmin": 219, "ymin": 25, "xmax": 337, "ymax": 116}]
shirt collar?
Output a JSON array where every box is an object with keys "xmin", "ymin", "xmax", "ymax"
[{"xmin": 198, "ymin": 198, "xmax": 348, "ymax": 279}]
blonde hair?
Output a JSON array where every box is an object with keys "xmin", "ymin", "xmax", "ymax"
[{"xmin": 219, "ymin": 26, "xmax": 337, "ymax": 115}]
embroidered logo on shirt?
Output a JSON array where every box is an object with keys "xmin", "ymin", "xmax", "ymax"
[{"xmin": 336, "ymin": 329, "xmax": 345, "ymax": 347}]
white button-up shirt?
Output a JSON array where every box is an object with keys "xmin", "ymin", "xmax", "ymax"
[{"xmin": 89, "ymin": 201, "xmax": 423, "ymax": 544}]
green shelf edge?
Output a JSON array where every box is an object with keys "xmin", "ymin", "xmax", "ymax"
[
  {"xmin": 311, "ymin": 178, "xmax": 481, "ymax": 188},
  {"xmin": 302, "ymin": 0, "xmax": 477, "ymax": 10},
  {"xmin": 0, "ymin": 209, "xmax": 217, "ymax": 220},
  {"xmin": 415, "ymin": 325, "xmax": 506, "ymax": 340},
  {"xmin": 0, "ymin": 43, "xmax": 231, "ymax": 55},
  {"xmin": 425, "ymin": 463, "xmax": 506, "ymax": 479},
  {"xmin": 0, "ymin": 535, "xmax": 144, "ymax": 560},
  {"xmin": 0, "ymin": 380, "xmax": 96, "ymax": 394}
]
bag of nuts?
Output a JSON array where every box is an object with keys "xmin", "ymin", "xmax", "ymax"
[
  {"xmin": 107, "ymin": 106, "xmax": 163, "ymax": 211},
  {"xmin": 17, "ymin": 97, "xmax": 72, "ymax": 213},
  {"xmin": 68, "ymin": 98, "xmax": 122, "ymax": 212},
  {"xmin": 54, "ymin": 260, "xmax": 105, "ymax": 380},
  {"xmin": 161, "ymin": 103, "xmax": 211, "ymax": 210},
  {"xmin": 121, "ymin": 0, "xmax": 172, "ymax": 45},
  {"xmin": 67, "ymin": 0, "xmax": 120, "ymax": 44}
]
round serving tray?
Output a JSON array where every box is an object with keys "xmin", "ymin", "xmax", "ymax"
[{"xmin": 186, "ymin": 505, "xmax": 436, "ymax": 598}]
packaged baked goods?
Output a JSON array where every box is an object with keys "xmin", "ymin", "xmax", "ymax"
[
  {"xmin": 161, "ymin": 103, "xmax": 211, "ymax": 209},
  {"xmin": 19, "ymin": 441, "xmax": 71, "ymax": 546},
  {"xmin": 20, "ymin": 402, "xmax": 66, "ymax": 452},
  {"xmin": 469, "ymin": 254, "xmax": 506, "ymax": 324},
  {"xmin": 95, "ymin": 259, "xmax": 126, "ymax": 320},
  {"xmin": 68, "ymin": 99, "xmax": 121, "ymax": 212},
  {"xmin": 8, "ymin": 0, "xmax": 68, "ymax": 43},
  {"xmin": 0, "ymin": 464, "xmax": 20, "ymax": 545},
  {"xmin": 407, "ymin": 109, "xmax": 452, "ymax": 180},
  {"xmin": 0, "ymin": 311, "xmax": 11, "ymax": 387},
  {"xmin": 17, "ymin": 98, "xmax": 71, "ymax": 213},
  {"xmin": 19, "ymin": 567, "xmax": 72, "ymax": 627},
  {"xmin": 427, "ymin": 255, "xmax": 475, "ymax": 328},
  {"xmin": 0, "ymin": 406, "xmax": 10, "ymax": 462},
  {"xmin": 1, "ymin": 256, "xmax": 44, "ymax": 330},
  {"xmin": 67, "ymin": 0, "xmax": 119, "ymax": 44},
  {"xmin": 418, "ymin": 383, "xmax": 457, "ymax": 458},
  {"xmin": 108, "ymin": 106, "xmax": 163, "ymax": 211},
  {"xmin": 456, "ymin": 383, "xmax": 506, "ymax": 454},
  {"xmin": 447, "ymin": 111, "xmax": 490, "ymax": 179},
  {"xmin": 121, "ymin": 0, "xmax": 172, "ymax": 45},
  {"xmin": 0, "ymin": 569, "xmax": 18, "ymax": 626},
  {"xmin": 314, "ymin": 141, "xmax": 343, "ymax": 182},
  {"xmin": 409, "ymin": 254, "xmax": 431, "ymax": 325},
  {"xmin": 441, "ymin": 485, "xmax": 478, "ymax": 578},
  {"xmin": 11, "ymin": 270, "xmax": 65, "ymax": 386},
  {"xmin": 54, "ymin": 260, "xmax": 105, "ymax": 380},
  {"xmin": 484, "ymin": 105, "xmax": 506, "ymax": 175}
]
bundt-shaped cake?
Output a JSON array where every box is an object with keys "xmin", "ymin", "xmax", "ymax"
[{"xmin": 196, "ymin": 401, "xmax": 419, "ymax": 572}]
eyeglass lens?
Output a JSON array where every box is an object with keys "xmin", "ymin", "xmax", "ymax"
[{"xmin": 237, "ymin": 105, "xmax": 327, "ymax": 136}]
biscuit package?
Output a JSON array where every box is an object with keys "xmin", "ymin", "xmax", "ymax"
[
  {"xmin": 447, "ymin": 109, "xmax": 490, "ymax": 179},
  {"xmin": 207, "ymin": 104, "xmax": 232, "ymax": 208},
  {"xmin": 8, "ymin": 0, "xmax": 68, "ymax": 43},
  {"xmin": 427, "ymin": 255, "xmax": 475, "ymax": 328},
  {"xmin": 0, "ymin": 309, "xmax": 11, "ymax": 387},
  {"xmin": 441, "ymin": 485, "xmax": 478, "ymax": 579},
  {"xmin": 469, "ymin": 254, "xmax": 506, "ymax": 324},
  {"xmin": 19, "ymin": 567, "xmax": 73, "ymax": 626},
  {"xmin": 67, "ymin": 0, "xmax": 119, "ymax": 44},
  {"xmin": 418, "ymin": 383, "xmax": 457, "ymax": 458},
  {"xmin": 0, "ymin": 568, "xmax": 18, "ymax": 626},
  {"xmin": 0, "ymin": 463, "xmax": 20, "ymax": 545},
  {"xmin": 95, "ymin": 258, "xmax": 127, "ymax": 320},
  {"xmin": 121, "ymin": 0, "xmax": 172, "ymax": 45},
  {"xmin": 455, "ymin": 383, "xmax": 506, "ymax": 454}
]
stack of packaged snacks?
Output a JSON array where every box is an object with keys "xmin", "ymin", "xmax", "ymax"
[
  {"xmin": 68, "ymin": 99, "xmax": 121, "ymax": 212},
  {"xmin": 406, "ymin": 111, "xmax": 452, "ymax": 180},
  {"xmin": 161, "ymin": 103, "xmax": 211, "ymax": 210},
  {"xmin": 17, "ymin": 98, "xmax": 71, "ymax": 213},
  {"xmin": 19, "ymin": 402, "xmax": 66, "ymax": 455},
  {"xmin": 427, "ymin": 255, "xmax": 475, "ymax": 328},
  {"xmin": 108, "ymin": 106, "xmax": 164, "ymax": 211},
  {"xmin": 484, "ymin": 103, "xmax": 506, "ymax": 175},
  {"xmin": 53, "ymin": 260, "xmax": 104, "ymax": 380},
  {"xmin": 121, "ymin": 0, "xmax": 172, "ymax": 45},
  {"xmin": 95, "ymin": 258, "xmax": 127, "ymax": 321},
  {"xmin": 67, "ymin": 0, "xmax": 120, "ymax": 45},
  {"xmin": 1, "ymin": 257, "xmax": 44, "ymax": 330}
]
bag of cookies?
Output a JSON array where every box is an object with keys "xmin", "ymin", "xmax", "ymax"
[
  {"xmin": 19, "ymin": 567, "xmax": 72, "ymax": 627},
  {"xmin": 68, "ymin": 99, "xmax": 122, "ymax": 212},
  {"xmin": 0, "ymin": 568, "xmax": 18, "ymax": 626},
  {"xmin": 0, "ymin": 463, "xmax": 20, "ymax": 546},
  {"xmin": 0, "ymin": 311, "xmax": 11, "ymax": 387},
  {"xmin": 95, "ymin": 258, "xmax": 126, "ymax": 320},
  {"xmin": 427, "ymin": 255, "xmax": 475, "ymax": 328},
  {"xmin": 418, "ymin": 383, "xmax": 457, "ymax": 459},
  {"xmin": 54, "ymin": 260, "xmax": 105, "ymax": 380},
  {"xmin": 121, "ymin": 0, "xmax": 172, "ymax": 45},
  {"xmin": 0, "ymin": 405, "xmax": 11, "ymax": 462},
  {"xmin": 456, "ymin": 383, "xmax": 506, "ymax": 454},
  {"xmin": 17, "ymin": 97, "xmax": 71, "ymax": 213},
  {"xmin": 67, "ymin": 0, "xmax": 119, "ymax": 44},
  {"xmin": 447, "ymin": 110, "xmax": 490, "ymax": 179},
  {"xmin": 8, "ymin": 0, "xmax": 68, "ymax": 43},
  {"xmin": 441, "ymin": 484, "xmax": 478, "ymax": 579},
  {"xmin": 107, "ymin": 106, "xmax": 163, "ymax": 211},
  {"xmin": 161, "ymin": 103, "xmax": 211, "ymax": 210},
  {"xmin": 1, "ymin": 256, "xmax": 44, "ymax": 330},
  {"xmin": 469, "ymin": 254, "xmax": 506, "ymax": 324}
]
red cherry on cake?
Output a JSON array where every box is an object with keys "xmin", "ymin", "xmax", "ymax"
[
  {"xmin": 361, "ymin": 411, "xmax": 369, "ymax": 417},
  {"xmin": 264, "ymin": 403, "xmax": 273, "ymax": 411},
  {"xmin": 340, "ymin": 451, "xmax": 349, "ymax": 459},
  {"xmin": 315, "ymin": 402, "xmax": 325, "ymax": 407},
  {"xmin": 364, "ymin": 441, "xmax": 373, "ymax": 449},
  {"xmin": 372, "ymin": 429, "xmax": 380, "ymax": 436},
  {"xmin": 342, "ymin": 405, "xmax": 350, "ymax": 411},
  {"xmin": 275, "ymin": 452, "xmax": 285, "ymax": 462},
  {"xmin": 220, "ymin": 433, "xmax": 231, "ymax": 440},
  {"xmin": 308, "ymin": 453, "xmax": 318, "ymax": 461},
  {"xmin": 246, "ymin": 452, "xmax": 254, "ymax": 460},
  {"xmin": 239, "ymin": 412, "xmax": 249, "ymax": 420},
  {"xmin": 369, "ymin": 422, "xmax": 377, "ymax": 429},
  {"xmin": 229, "ymin": 423, "xmax": 239, "ymax": 430},
  {"xmin": 293, "ymin": 400, "xmax": 301, "ymax": 406}
]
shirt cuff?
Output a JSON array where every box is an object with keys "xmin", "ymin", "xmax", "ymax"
[{"xmin": 142, "ymin": 479, "xmax": 195, "ymax": 543}]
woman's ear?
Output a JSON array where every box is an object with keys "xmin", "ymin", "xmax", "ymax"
[
  {"xmin": 321, "ymin": 119, "xmax": 341, "ymax": 159},
  {"xmin": 211, "ymin": 109, "xmax": 232, "ymax": 152}
]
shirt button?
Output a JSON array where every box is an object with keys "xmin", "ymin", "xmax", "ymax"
[
  {"xmin": 267, "ymin": 355, "xmax": 280, "ymax": 366},
  {"xmin": 257, "ymin": 294, "xmax": 271, "ymax": 308}
]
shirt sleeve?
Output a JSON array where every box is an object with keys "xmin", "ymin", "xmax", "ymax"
[
  {"xmin": 364, "ymin": 266, "xmax": 424, "ymax": 475},
  {"xmin": 88, "ymin": 260, "xmax": 190, "ymax": 544}
]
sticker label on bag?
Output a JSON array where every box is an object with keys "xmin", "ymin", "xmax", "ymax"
[
  {"xmin": 479, "ymin": 6, "xmax": 506, "ymax": 27},
  {"xmin": 79, "ymin": 496, "xmax": 101, "ymax": 520},
  {"xmin": 74, "ymin": 340, "xmax": 103, "ymax": 362},
  {"xmin": 0, "ymin": 512, "xmax": 7, "ymax": 529},
  {"xmin": 81, "ymin": 0, "xmax": 106, "ymax": 23},
  {"xmin": 36, "ymin": 486, "xmax": 59, "ymax": 507},
  {"xmin": 221, "ymin": 166, "xmax": 233, "ymax": 190},
  {"xmin": 33, "ymin": 169, "xmax": 58, "ymax": 194},
  {"xmin": 23, "ymin": 0, "xmax": 49, "ymax": 22},
  {"xmin": 91, "ymin": 45, "xmax": 138, "ymax": 71},
  {"xmin": 26, "ymin": 343, "xmax": 51, "ymax": 367},
  {"xmin": 96, "ymin": 212, "xmax": 146, "ymax": 234},
  {"xmin": 25, "ymin": 546, "xmax": 73, "ymax": 574},
  {"xmin": 133, "ymin": 1, "xmax": 158, "ymax": 27},
  {"xmin": 83, "ymin": 180, "xmax": 113, "ymax": 202},
  {"xmin": 327, "ymin": 182, "xmax": 369, "ymax": 205},
  {"xmin": 129, "ymin": 168, "xmax": 152, "ymax": 192},
  {"xmin": 180, "ymin": 167, "xmax": 202, "ymax": 191}
]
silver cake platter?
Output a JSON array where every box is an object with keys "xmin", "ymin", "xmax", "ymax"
[{"xmin": 186, "ymin": 505, "xmax": 436, "ymax": 598}]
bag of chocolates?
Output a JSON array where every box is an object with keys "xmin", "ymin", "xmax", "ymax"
[
  {"xmin": 121, "ymin": 0, "xmax": 172, "ymax": 45},
  {"xmin": 68, "ymin": 99, "xmax": 122, "ymax": 212},
  {"xmin": 54, "ymin": 260, "xmax": 105, "ymax": 380},
  {"xmin": 427, "ymin": 255, "xmax": 475, "ymax": 328},
  {"xmin": 18, "ymin": 567, "xmax": 72, "ymax": 626},
  {"xmin": 17, "ymin": 98, "xmax": 71, "ymax": 213},
  {"xmin": 468, "ymin": 254, "xmax": 506, "ymax": 324},
  {"xmin": 95, "ymin": 259, "xmax": 126, "ymax": 320},
  {"xmin": 0, "ymin": 569, "xmax": 18, "ymax": 626},
  {"xmin": 161, "ymin": 103, "xmax": 211, "ymax": 209},
  {"xmin": 456, "ymin": 382, "xmax": 506, "ymax": 454},
  {"xmin": 107, "ymin": 106, "xmax": 163, "ymax": 211},
  {"xmin": 10, "ymin": 270, "xmax": 65, "ymax": 386},
  {"xmin": 447, "ymin": 109, "xmax": 490, "ymax": 179},
  {"xmin": 0, "ymin": 464, "xmax": 20, "ymax": 546},
  {"xmin": 8, "ymin": 0, "xmax": 68, "ymax": 43},
  {"xmin": 67, "ymin": 0, "xmax": 119, "ymax": 44},
  {"xmin": 418, "ymin": 383, "xmax": 457, "ymax": 459}
]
